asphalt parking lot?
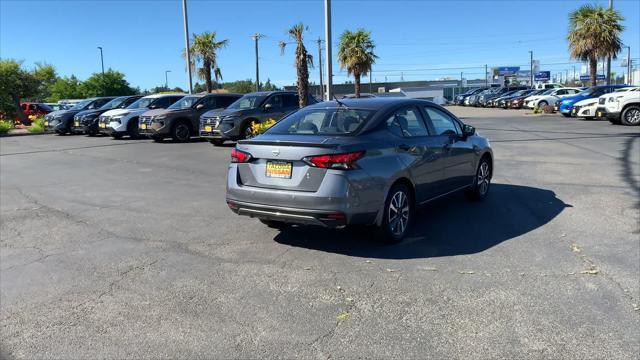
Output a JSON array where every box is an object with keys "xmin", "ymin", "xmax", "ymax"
[{"xmin": 1, "ymin": 107, "xmax": 639, "ymax": 359}]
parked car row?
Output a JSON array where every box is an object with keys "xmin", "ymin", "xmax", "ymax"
[{"xmin": 43, "ymin": 91, "xmax": 319, "ymax": 142}]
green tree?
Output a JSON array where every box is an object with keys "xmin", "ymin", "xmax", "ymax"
[
  {"xmin": 222, "ymin": 80, "xmax": 255, "ymax": 94},
  {"xmin": 193, "ymin": 82, "xmax": 207, "ymax": 93},
  {"xmin": 279, "ymin": 23, "xmax": 313, "ymax": 108},
  {"xmin": 338, "ymin": 29, "xmax": 377, "ymax": 98},
  {"xmin": 33, "ymin": 62, "xmax": 58, "ymax": 101},
  {"xmin": 47, "ymin": 75, "xmax": 84, "ymax": 102},
  {"xmin": 568, "ymin": 4, "xmax": 624, "ymax": 86},
  {"xmin": 262, "ymin": 79, "xmax": 280, "ymax": 91},
  {"xmin": 0, "ymin": 59, "xmax": 39, "ymax": 124},
  {"xmin": 186, "ymin": 31, "xmax": 229, "ymax": 93},
  {"xmin": 80, "ymin": 69, "xmax": 136, "ymax": 97}
]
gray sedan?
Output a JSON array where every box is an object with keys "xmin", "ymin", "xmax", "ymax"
[{"xmin": 226, "ymin": 98, "xmax": 493, "ymax": 242}]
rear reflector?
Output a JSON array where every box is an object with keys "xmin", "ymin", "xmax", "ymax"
[
  {"xmin": 231, "ymin": 148, "xmax": 252, "ymax": 163},
  {"xmin": 302, "ymin": 151, "xmax": 364, "ymax": 170}
]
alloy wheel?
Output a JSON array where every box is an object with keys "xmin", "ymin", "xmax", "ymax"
[
  {"xmin": 388, "ymin": 190, "xmax": 410, "ymax": 236},
  {"xmin": 477, "ymin": 162, "xmax": 491, "ymax": 195},
  {"xmin": 243, "ymin": 123, "xmax": 255, "ymax": 139},
  {"xmin": 175, "ymin": 123, "xmax": 190, "ymax": 141},
  {"xmin": 625, "ymin": 109, "xmax": 640, "ymax": 124}
]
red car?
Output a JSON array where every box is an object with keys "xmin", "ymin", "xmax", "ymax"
[{"xmin": 17, "ymin": 102, "xmax": 53, "ymax": 124}]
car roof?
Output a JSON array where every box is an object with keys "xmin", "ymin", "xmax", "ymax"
[
  {"xmin": 242, "ymin": 91, "xmax": 297, "ymax": 96},
  {"xmin": 144, "ymin": 93, "xmax": 185, "ymax": 98},
  {"xmin": 306, "ymin": 97, "xmax": 431, "ymax": 111}
]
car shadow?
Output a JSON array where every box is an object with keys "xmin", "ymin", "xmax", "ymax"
[{"xmin": 273, "ymin": 184, "xmax": 571, "ymax": 259}]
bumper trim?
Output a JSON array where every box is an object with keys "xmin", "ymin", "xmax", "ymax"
[{"xmin": 227, "ymin": 199, "xmax": 346, "ymax": 228}]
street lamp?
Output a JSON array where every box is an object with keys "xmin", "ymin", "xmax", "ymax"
[
  {"xmin": 97, "ymin": 47, "xmax": 105, "ymax": 75},
  {"xmin": 528, "ymin": 50, "xmax": 533, "ymax": 86},
  {"xmin": 182, "ymin": 0, "xmax": 193, "ymax": 94},
  {"xmin": 165, "ymin": 70, "xmax": 171, "ymax": 89}
]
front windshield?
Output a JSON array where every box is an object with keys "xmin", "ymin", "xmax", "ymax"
[
  {"xmin": 542, "ymin": 89, "xmax": 556, "ymax": 95},
  {"xmin": 168, "ymin": 96, "xmax": 200, "ymax": 110},
  {"xmin": 70, "ymin": 99, "xmax": 92, "ymax": 110},
  {"xmin": 227, "ymin": 95, "xmax": 266, "ymax": 110},
  {"xmin": 99, "ymin": 97, "xmax": 127, "ymax": 110},
  {"xmin": 127, "ymin": 97, "xmax": 157, "ymax": 109},
  {"xmin": 511, "ymin": 90, "xmax": 526, "ymax": 97},
  {"xmin": 267, "ymin": 108, "xmax": 374, "ymax": 136}
]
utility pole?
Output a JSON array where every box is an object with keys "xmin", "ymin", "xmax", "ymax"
[
  {"xmin": 529, "ymin": 50, "xmax": 533, "ymax": 87},
  {"xmin": 324, "ymin": 0, "xmax": 333, "ymax": 100},
  {"xmin": 97, "ymin": 47, "xmax": 105, "ymax": 75},
  {"xmin": 485, "ymin": 64, "xmax": 488, "ymax": 87},
  {"xmin": 626, "ymin": 45, "xmax": 631, "ymax": 84},
  {"xmin": 460, "ymin": 71, "xmax": 463, "ymax": 97},
  {"xmin": 165, "ymin": 70, "xmax": 171, "ymax": 89},
  {"xmin": 606, "ymin": 0, "xmax": 613, "ymax": 85},
  {"xmin": 182, "ymin": 0, "xmax": 193, "ymax": 94},
  {"xmin": 565, "ymin": 70, "xmax": 569, "ymax": 85},
  {"xmin": 369, "ymin": 65, "xmax": 372, "ymax": 94},
  {"xmin": 252, "ymin": 33, "xmax": 264, "ymax": 92},
  {"xmin": 573, "ymin": 66, "xmax": 576, "ymax": 85},
  {"xmin": 317, "ymin": 38, "xmax": 324, "ymax": 100}
]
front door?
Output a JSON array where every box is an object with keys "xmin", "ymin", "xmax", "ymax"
[
  {"xmin": 385, "ymin": 106, "xmax": 445, "ymax": 202},
  {"xmin": 423, "ymin": 106, "xmax": 476, "ymax": 193}
]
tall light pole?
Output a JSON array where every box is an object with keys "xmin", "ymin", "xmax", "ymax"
[
  {"xmin": 97, "ymin": 47, "xmax": 104, "ymax": 75},
  {"xmin": 606, "ymin": 0, "xmax": 613, "ymax": 85},
  {"xmin": 165, "ymin": 70, "xmax": 171, "ymax": 89},
  {"xmin": 529, "ymin": 50, "xmax": 533, "ymax": 86},
  {"xmin": 182, "ymin": 0, "xmax": 193, "ymax": 94},
  {"xmin": 324, "ymin": 0, "xmax": 333, "ymax": 100},
  {"xmin": 252, "ymin": 33, "xmax": 264, "ymax": 92},
  {"xmin": 485, "ymin": 64, "xmax": 488, "ymax": 87},
  {"xmin": 573, "ymin": 65, "xmax": 576, "ymax": 84},
  {"xmin": 317, "ymin": 38, "xmax": 324, "ymax": 100},
  {"xmin": 626, "ymin": 45, "xmax": 631, "ymax": 84}
]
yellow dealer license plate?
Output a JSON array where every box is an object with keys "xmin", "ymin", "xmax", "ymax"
[
  {"xmin": 597, "ymin": 111, "xmax": 603, "ymax": 117},
  {"xmin": 44, "ymin": 121, "xmax": 49, "ymax": 126},
  {"xmin": 99, "ymin": 123, "xmax": 106, "ymax": 129},
  {"xmin": 204, "ymin": 126, "xmax": 212, "ymax": 132},
  {"xmin": 140, "ymin": 124, "xmax": 147, "ymax": 130},
  {"xmin": 265, "ymin": 161, "xmax": 292, "ymax": 179},
  {"xmin": 74, "ymin": 121, "xmax": 80, "ymax": 127}
]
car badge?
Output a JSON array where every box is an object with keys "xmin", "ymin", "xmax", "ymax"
[{"xmin": 272, "ymin": 149, "xmax": 280, "ymax": 156}]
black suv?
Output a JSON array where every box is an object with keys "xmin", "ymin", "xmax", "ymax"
[
  {"xmin": 44, "ymin": 97, "xmax": 115, "ymax": 135},
  {"xmin": 72, "ymin": 95, "xmax": 142, "ymax": 136},
  {"xmin": 199, "ymin": 91, "xmax": 317, "ymax": 146}
]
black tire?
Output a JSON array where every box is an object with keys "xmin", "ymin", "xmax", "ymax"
[
  {"xmin": 209, "ymin": 139, "xmax": 225, "ymax": 146},
  {"xmin": 111, "ymin": 133, "xmax": 123, "ymax": 140},
  {"xmin": 127, "ymin": 118, "xmax": 140, "ymax": 138},
  {"xmin": 538, "ymin": 100, "xmax": 548, "ymax": 108},
  {"xmin": 562, "ymin": 113, "xmax": 572, "ymax": 118},
  {"xmin": 259, "ymin": 219, "xmax": 289, "ymax": 229},
  {"xmin": 620, "ymin": 105, "xmax": 640, "ymax": 126},
  {"xmin": 609, "ymin": 118, "xmax": 622, "ymax": 125},
  {"xmin": 171, "ymin": 121, "xmax": 191, "ymax": 142},
  {"xmin": 378, "ymin": 183, "xmax": 413, "ymax": 244},
  {"xmin": 466, "ymin": 156, "xmax": 492, "ymax": 201}
]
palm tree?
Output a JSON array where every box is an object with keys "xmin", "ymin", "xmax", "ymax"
[
  {"xmin": 568, "ymin": 4, "xmax": 624, "ymax": 86},
  {"xmin": 184, "ymin": 31, "xmax": 229, "ymax": 92},
  {"xmin": 279, "ymin": 23, "xmax": 313, "ymax": 108},
  {"xmin": 338, "ymin": 29, "xmax": 377, "ymax": 98}
]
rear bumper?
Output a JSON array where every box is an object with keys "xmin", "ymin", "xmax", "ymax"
[
  {"xmin": 225, "ymin": 164, "xmax": 380, "ymax": 226},
  {"xmin": 227, "ymin": 200, "xmax": 348, "ymax": 227}
]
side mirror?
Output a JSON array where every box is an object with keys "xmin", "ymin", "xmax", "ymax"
[
  {"xmin": 196, "ymin": 104, "xmax": 204, "ymax": 110},
  {"xmin": 462, "ymin": 124, "xmax": 475, "ymax": 137},
  {"xmin": 263, "ymin": 103, "xmax": 273, "ymax": 112},
  {"xmin": 149, "ymin": 104, "xmax": 157, "ymax": 109}
]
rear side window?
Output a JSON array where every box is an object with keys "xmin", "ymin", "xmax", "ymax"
[
  {"xmin": 424, "ymin": 107, "xmax": 461, "ymax": 136},
  {"xmin": 385, "ymin": 107, "xmax": 428, "ymax": 137},
  {"xmin": 283, "ymin": 94, "xmax": 298, "ymax": 107},
  {"xmin": 267, "ymin": 108, "xmax": 373, "ymax": 136}
]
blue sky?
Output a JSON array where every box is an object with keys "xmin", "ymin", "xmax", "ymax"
[{"xmin": 1, "ymin": 0, "xmax": 639, "ymax": 90}]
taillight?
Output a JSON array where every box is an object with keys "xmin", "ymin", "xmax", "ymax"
[
  {"xmin": 302, "ymin": 151, "xmax": 364, "ymax": 170},
  {"xmin": 231, "ymin": 148, "xmax": 252, "ymax": 163}
]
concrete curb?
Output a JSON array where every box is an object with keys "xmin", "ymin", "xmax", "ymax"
[{"xmin": 0, "ymin": 131, "xmax": 51, "ymax": 137}]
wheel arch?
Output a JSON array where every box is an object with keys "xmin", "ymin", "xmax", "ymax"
[{"xmin": 374, "ymin": 175, "xmax": 416, "ymax": 226}]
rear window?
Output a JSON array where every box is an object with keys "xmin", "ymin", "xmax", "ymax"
[{"xmin": 266, "ymin": 108, "xmax": 374, "ymax": 136}]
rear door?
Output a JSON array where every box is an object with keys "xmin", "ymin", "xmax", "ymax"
[
  {"xmin": 422, "ymin": 106, "xmax": 476, "ymax": 193},
  {"xmin": 385, "ymin": 106, "xmax": 445, "ymax": 202}
]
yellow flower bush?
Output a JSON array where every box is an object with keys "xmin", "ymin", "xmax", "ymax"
[{"xmin": 251, "ymin": 118, "xmax": 277, "ymax": 137}]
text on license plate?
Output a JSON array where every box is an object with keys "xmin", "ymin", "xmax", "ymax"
[
  {"xmin": 265, "ymin": 161, "xmax": 292, "ymax": 179},
  {"xmin": 140, "ymin": 124, "xmax": 147, "ymax": 130}
]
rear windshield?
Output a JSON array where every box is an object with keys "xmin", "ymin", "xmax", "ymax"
[{"xmin": 266, "ymin": 108, "xmax": 374, "ymax": 136}]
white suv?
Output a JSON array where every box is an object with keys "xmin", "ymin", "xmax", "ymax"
[
  {"xmin": 596, "ymin": 87, "xmax": 640, "ymax": 126},
  {"xmin": 98, "ymin": 94, "xmax": 184, "ymax": 139},
  {"xmin": 524, "ymin": 87, "xmax": 582, "ymax": 109}
]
